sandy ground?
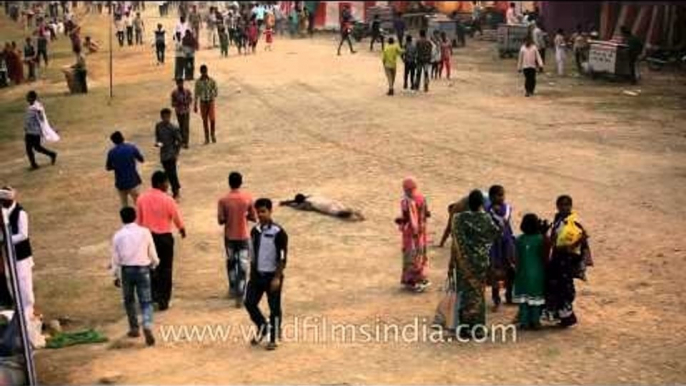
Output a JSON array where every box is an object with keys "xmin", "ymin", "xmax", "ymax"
[{"xmin": 1, "ymin": 7, "xmax": 686, "ymax": 385}]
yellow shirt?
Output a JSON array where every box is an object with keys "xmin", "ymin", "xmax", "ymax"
[{"xmin": 382, "ymin": 43, "xmax": 404, "ymax": 69}]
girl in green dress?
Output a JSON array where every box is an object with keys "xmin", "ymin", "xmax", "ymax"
[{"xmin": 513, "ymin": 213, "xmax": 550, "ymax": 330}]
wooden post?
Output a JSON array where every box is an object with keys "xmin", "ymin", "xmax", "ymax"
[{"xmin": 109, "ymin": 13, "xmax": 113, "ymax": 100}]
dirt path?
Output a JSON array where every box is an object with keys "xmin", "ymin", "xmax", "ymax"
[{"xmin": 1, "ymin": 9, "xmax": 685, "ymax": 385}]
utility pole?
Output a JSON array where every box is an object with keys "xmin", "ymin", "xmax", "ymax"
[{"xmin": 109, "ymin": 12, "xmax": 113, "ymax": 100}]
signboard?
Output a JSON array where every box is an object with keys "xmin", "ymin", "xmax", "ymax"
[{"xmin": 589, "ymin": 43, "xmax": 617, "ymax": 74}]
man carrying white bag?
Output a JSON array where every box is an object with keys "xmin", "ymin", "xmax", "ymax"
[{"xmin": 24, "ymin": 90, "xmax": 59, "ymax": 170}]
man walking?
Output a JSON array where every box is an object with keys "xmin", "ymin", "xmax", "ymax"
[
  {"xmin": 115, "ymin": 13, "xmax": 125, "ymax": 47},
  {"xmin": 336, "ymin": 4, "xmax": 355, "ymax": 56},
  {"xmin": 182, "ymin": 30, "xmax": 196, "ymax": 80},
  {"xmin": 532, "ymin": 21, "xmax": 546, "ymax": 64},
  {"xmin": 402, "ymin": 35, "xmax": 417, "ymax": 90},
  {"xmin": 154, "ymin": 24, "xmax": 166, "ymax": 65},
  {"xmin": 24, "ymin": 91, "xmax": 57, "ymax": 170},
  {"xmin": 394, "ymin": 12, "xmax": 406, "ymax": 48},
  {"xmin": 171, "ymin": 79, "xmax": 192, "ymax": 148},
  {"xmin": 188, "ymin": 5, "xmax": 201, "ymax": 49},
  {"xmin": 133, "ymin": 12, "xmax": 145, "ymax": 45},
  {"xmin": 35, "ymin": 19, "xmax": 50, "ymax": 67},
  {"xmin": 382, "ymin": 37, "xmax": 403, "ymax": 96},
  {"xmin": 136, "ymin": 171, "xmax": 186, "ymax": 311},
  {"xmin": 369, "ymin": 15, "xmax": 384, "ymax": 52},
  {"xmin": 155, "ymin": 108, "xmax": 183, "ymax": 199},
  {"xmin": 244, "ymin": 198, "xmax": 288, "ymax": 351},
  {"xmin": 415, "ymin": 30, "xmax": 433, "ymax": 92},
  {"xmin": 111, "ymin": 206, "xmax": 159, "ymax": 346},
  {"xmin": 218, "ymin": 172, "xmax": 256, "ymax": 307},
  {"xmin": 622, "ymin": 26, "xmax": 643, "ymax": 85},
  {"xmin": 193, "ymin": 64, "xmax": 218, "ymax": 145},
  {"xmin": 125, "ymin": 11, "xmax": 134, "ymax": 46},
  {"xmin": 106, "ymin": 131, "xmax": 145, "ymax": 207}
]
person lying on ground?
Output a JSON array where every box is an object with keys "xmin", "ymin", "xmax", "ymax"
[{"xmin": 279, "ymin": 193, "xmax": 365, "ymax": 221}]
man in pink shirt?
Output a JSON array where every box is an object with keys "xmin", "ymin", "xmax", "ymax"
[
  {"xmin": 137, "ymin": 170, "xmax": 186, "ymax": 311},
  {"xmin": 218, "ymin": 171, "xmax": 256, "ymax": 307}
]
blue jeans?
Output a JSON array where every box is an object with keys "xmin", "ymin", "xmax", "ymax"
[
  {"xmin": 225, "ymin": 239, "xmax": 249, "ymax": 297},
  {"xmin": 121, "ymin": 266, "xmax": 153, "ymax": 330}
]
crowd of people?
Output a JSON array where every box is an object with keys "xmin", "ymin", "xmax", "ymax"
[
  {"xmin": 420, "ymin": 184, "xmax": 593, "ymax": 335},
  {"xmin": 1, "ymin": 1, "xmax": 90, "ymax": 92},
  {"xmin": 0, "ymin": 2, "xmax": 608, "ymax": 353},
  {"xmin": 8, "ymin": 89, "xmax": 595, "ymax": 348}
]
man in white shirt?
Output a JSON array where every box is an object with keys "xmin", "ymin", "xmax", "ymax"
[
  {"xmin": 111, "ymin": 206, "xmax": 159, "ymax": 346},
  {"xmin": 125, "ymin": 12, "xmax": 134, "ymax": 46},
  {"xmin": 115, "ymin": 16, "xmax": 126, "ymax": 47},
  {"xmin": 506, "ymin": 2, "xmax": 520, "ymax": 25},
  {"xmin": 0, "ymin": 187, "xmax": 35, "ymax": 328},
  {"xmin": 174, "ymin": 16, "xmax": 190, "ymax": 40}
]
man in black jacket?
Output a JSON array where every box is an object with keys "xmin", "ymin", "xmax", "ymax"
[
  {"xmin": 369, "ymin": 14, "xmax": 384, "ymax": 51},
  {"xmin": 244, "ymin": 198, "xmax": 288, "ymax": 351}
]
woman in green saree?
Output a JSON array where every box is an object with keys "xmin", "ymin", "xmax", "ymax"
[{"xmin": 452, "ymin": 190, "xmax": 500, "ymax": 338}]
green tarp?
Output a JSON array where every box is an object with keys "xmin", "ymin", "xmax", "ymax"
[{"xmin": 46, "ymin": 329, "xmax": 108, "ymax": 349}]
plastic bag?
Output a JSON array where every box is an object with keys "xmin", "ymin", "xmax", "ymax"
[{"xmin": 556, "ymin": 213, "xmax": 582, "ymax": 248}]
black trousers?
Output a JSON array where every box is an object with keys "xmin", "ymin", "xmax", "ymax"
[
  {"xmin": 174, "ymin": 56, "xmax": 186, "ymax": 80},
  {"xmin": 337, "ymin": 33, "xmax": 354, "ymax": 54},
  {"xmin": 126, "ymin": 26, "xmax": 134, "ymax": 45},
  {"xmin": 523, "ymin": 68, "xmax": 536, "ymax": 95},
  {"xmin": 539, "ymin": 48, "xmax": 546, "ymax": 65},
  {"xmin": 176, "ymin": 112, "xmax": 190, "ymax": 146},
  {"xmin": 151, "ymin": 233, "xmax": 174, "ymax": 308},
  {"xmin": 403, "ymin": 62, "xmax": 416, "ymax": 89},
  {"xmin": 155, "ymin": 42, "xmax": 165, "ymax": 63},
  {"xmin": 245, "ymin": 272, "xmax": 282, "ymax": 343},
  {"xmin": 37, "ymin": 43, "xmax": 48, "ymax": 66},
  {"xmin": 117, "ymin": 31, "xmax": 125, "ymax": 47},
  {"xmin": 0, "ymin": 273, "xmax": 13, "ymax": 308},
  {"xmin": 75, "ymin": 69, "xmax": 87, "ymax": 93},
  {"xmin": 135, "ymin": 29, "xmax": 143, "ymax": 45},
  {"xmin": 185, "ymin": 57, "xmax": 195, "ymax": 80},
  {"xmin": 575, "ymin": 50, "xmax": 583, "ymax": 72},
  {"xmin": 369, "ymin": 33, "xmax": 384, "ymax": 51},
  {"xmin": 492, "ymin": 265, "xmax": 515, "ymax": 305},
  {"xmin": 25, "ymin": 134, "xmax": 56, "ymax": 167},
  {"xmin": 162, "ymin": 158, "xmax": 181, "ymax": 195}
]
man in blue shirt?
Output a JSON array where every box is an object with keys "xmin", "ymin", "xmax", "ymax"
[{"xmin": 106, "ymin": 131, "xmax": 145, "ymax": 207}]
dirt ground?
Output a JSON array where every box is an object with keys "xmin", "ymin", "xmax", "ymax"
[{"xmin": 1, "ymin": 7, "xmax": 686, "ymax": 385}]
